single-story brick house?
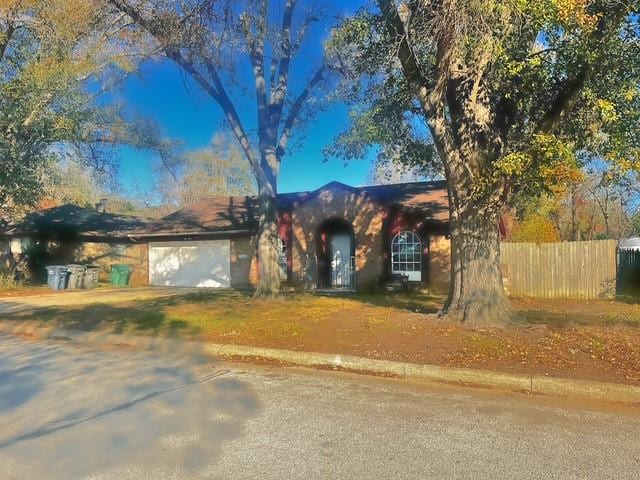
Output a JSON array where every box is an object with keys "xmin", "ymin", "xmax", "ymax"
[{"xmin": 0, "ymin": 181, "xmax": 452, "ymax": 292}]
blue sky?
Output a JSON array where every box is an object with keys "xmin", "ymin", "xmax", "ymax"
[{"xmin": 111, "ymin": 0, "xmax": 374, "ymax": 196}]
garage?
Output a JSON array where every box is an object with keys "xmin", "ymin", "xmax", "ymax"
[{"xmin": 149, "ymin": 240, "xmax": 231, "ymax": 288}]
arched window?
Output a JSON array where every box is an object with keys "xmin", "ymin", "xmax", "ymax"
[
  {"xmin": 391, "ymin": 231, "xmax": 422, "ymax": 282},
  {"xmin": 277, "ymin": 238, "xmax": 288, "ymax": 281}
]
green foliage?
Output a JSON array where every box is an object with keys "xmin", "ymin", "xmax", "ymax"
[
  {"xmin": 154, "ymin": 134, "xmax": 256, "ymax": 208},
  {"xmin": 0, "ymin": 271, "xmax": 22, "ymax": 291},
  {"xmin": 0, "ymin": 1, "xmax": 176, "ymax": 221},
  {"xmin": 511, "ymin": 213, "xmax": 561, "ymax": 243},
  {"xmin": 330, "ymin": 1, "xmax": 640, "ymax": 203},
  {"xmin": 0, "ymin": 1, "xmax": 99, "ymax": 217}
]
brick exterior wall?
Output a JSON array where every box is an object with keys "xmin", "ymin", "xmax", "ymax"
[
  {"xmin": 74, "ymin": 236, "xmax": 259, "ymax": 289},
  {"xmin": 289, "ymin": 188, "xmax": 388, "ymax": 292},
  {"xmin": 427, "ymin": 235, "xmax": 451, "ymax": 293},
  {"xmin": 229, "ymin": 236, "xmax": 258, "ymax": 288},
  {"xmin": 74, "ymin": 242, "xmax": 149, "ymax": 286}
]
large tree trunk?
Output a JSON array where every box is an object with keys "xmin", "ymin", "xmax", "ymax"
[
  {"xmin": 253, "ymin": 153, "xmax": 281, "ymax": 298},
  {"xmin": 440, "ymin": 201, "xmax": 512, "ymax": 326}
]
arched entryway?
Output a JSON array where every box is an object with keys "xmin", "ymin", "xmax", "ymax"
[{"xmin": 315, "ymin": 218, "xmax": 355, "ymax": 289}]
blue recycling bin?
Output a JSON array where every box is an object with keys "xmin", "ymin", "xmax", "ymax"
[{"xmin": 46, "ymin": 266, "xmax": 69, "ymax": 291}]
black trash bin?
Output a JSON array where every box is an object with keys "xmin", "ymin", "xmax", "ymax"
[
  {"xmin": 83, "ymin": 266, "xmax": 100, "ymax": 289},
  {"xmin": 46, "ymin": 266, "xmax": 69, "ymax": 291},
  {"xmin": 66, "ymin": 264, "xmax": 86, "ymax": 289}
]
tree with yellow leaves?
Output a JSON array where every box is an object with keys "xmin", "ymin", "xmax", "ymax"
[
  {"xmin": 0, "ymin": 0, "xmax": 171, "ymax": 221},
  {"xmin": 330, "ymin": 0, "xmax": 640, "ymax": 324}
]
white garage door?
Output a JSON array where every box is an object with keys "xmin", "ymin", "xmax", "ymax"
[{"xmin": 149, "ymin": 240, "xmax": 231, "ymax": 288}]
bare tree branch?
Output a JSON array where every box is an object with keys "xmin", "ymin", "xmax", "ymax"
[
  {"xmin": 276, "ymin": 65, "xmax": 326, "ymax": 158},
  {"xmin": 269, "ymin": 0, "xmax": 297, "ymax": 124},
  {"xmin": 0, "ymin": 20, "xmax": 15, "ymax": 64},
  {"xmin": 376, "ymin": 0, "xmax": 428, "ymax": 93},
  {"xmin": 108, "ymin": 0, "xmax": 267, "ymax": 185}
]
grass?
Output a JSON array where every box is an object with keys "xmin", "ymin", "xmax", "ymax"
[
  {"xmin": 8, "ymin": 290, "xmax": 411, "ymax": 339},
  {"xmin": 6, "ymin": 288, "xmax": 640, "ymax": 337},
  {"xmin": 0, "ymin": 277, "xmax": 53, "ymax": 297},
  {"xmin": 4, "ymin": 288, "xmax": 640, "ymax": 384}
]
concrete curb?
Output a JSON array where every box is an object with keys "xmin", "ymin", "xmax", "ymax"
[{"xmin": 1, "ymin": 320, "xmax": 639, "ymax": 405}]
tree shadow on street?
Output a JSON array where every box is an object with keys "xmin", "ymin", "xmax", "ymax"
[{"xmin": 0, "ymin": 335, "xmax": 261, "ymax": 478}]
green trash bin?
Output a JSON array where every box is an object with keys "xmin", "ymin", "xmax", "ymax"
[{"xmin": 110, "ymin": 264, "xmax": 132, "ymax": 287}]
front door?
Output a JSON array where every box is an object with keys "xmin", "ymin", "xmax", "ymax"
[{"xmin": 330, "ymin": 233, "xmax": 353, "ymax": 288}]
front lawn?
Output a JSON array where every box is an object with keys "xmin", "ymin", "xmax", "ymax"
[
  {"xmin": 0, "ymin": 281, "xmax": 52, "ymax": 297},
  {"xmin": 5, "ymin": 289, "xmax": 640, "ymax": 386}
]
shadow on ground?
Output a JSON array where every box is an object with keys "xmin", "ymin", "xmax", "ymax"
[
  {"xmin": 0, "ymin": 334, "xmax": 260, "ymax": 478},
  {"xmin": 2, "ymin": 290, "xmax": 255, "ymax": 338},
  {"xmin": 2, "ymin": 289, "xmax": 446, "ymax": 339},
  {"xmin": 321, "ymin": 290, "xmax": 444, "ymax": 315}
]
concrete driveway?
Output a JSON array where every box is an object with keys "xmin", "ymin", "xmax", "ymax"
[
  {"xmin": 0, "ymin": 287, "xmax": 206, "ymax": 315},
  {"xmin": 0, "ymin": 333, "xmax": 639, "ymax": 479}
]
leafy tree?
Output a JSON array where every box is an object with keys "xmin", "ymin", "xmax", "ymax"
[
  {"xmin": 510, "ymin": 210, "xmax": 561, "ymax": 243},
  {"xmin": 39, "ymin": 159, "xmax": 103, "ymax": 210},
  {"xmin": 512, "ymin": 168, "xmax": 636, "ymax": 241},
  {"xmin": 108, "ymin": 0, "xmax": 335, "ymax": 298},
  {"xmin": 0, "ymin": 1, "xmax": 175, "ymax": 222},
  {"xmin": 630, "ymin": 211, "xmax": 640, "ymax": 236},
  {"xmin": 511, "ymin": 215, "xmax": 561, "ymax": 243},
  {"xmin": 367, "ymin": 146, "xmax": 430, "ymax": 185},
  {"xmin": 155, "ymin": 134, "xmax": 256, "ymax": 208},
  {"xmin": 330, "ymin": 0, "xmax": 640, "ymax": 324}
]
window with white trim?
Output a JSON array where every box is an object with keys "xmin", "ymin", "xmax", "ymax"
[
  {"xmin": 277, "ymin": 238, "xmax": 288, "ymax": 281},
  {"xmin": 391, "ymin": 231, "xmax": 422, "ymax": 281}
]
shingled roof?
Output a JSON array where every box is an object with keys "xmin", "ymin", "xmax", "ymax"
[
  {"xmin": 141, "ymin": 181, "xmax": 449, "ymax": 236},
  {"xmin": 0, "ymin": 181, "xmax": 449, "ymax": 239},
  {"xmin": 0, "ymin": 204, "xmax": 153, "ymax": 239},
  {"xmin": 320, "ymin": 180, "xmax": 449, "ymax": 221},
  {"xmin": 359, "ymin": 181, "xmax": 449, "ymax": 219}
]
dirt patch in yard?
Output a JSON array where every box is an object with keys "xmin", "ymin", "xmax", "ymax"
[{"xmin": 5, "ymin": 290, "xmax": 640, "ymax": 386}]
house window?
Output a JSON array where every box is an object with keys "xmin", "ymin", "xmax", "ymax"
[
  {"xmin": 277, "ymin": 238, "xmax": 288, "ymax": 281},
  {"xmin": 391, "ymin": 231, "xmax": 422, "ymax": 282}
]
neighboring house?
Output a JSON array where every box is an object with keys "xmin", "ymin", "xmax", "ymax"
[
  {"xmin": 0, "ymin": 203, "xmax": 153, "ymax": 285},
  {"xmin": 619, "ymin": 237, "xmax": 640, "ymax": 251},
  {"xmin": 0, "ymin": 181, "xmax": 451, "ymax": 292}
]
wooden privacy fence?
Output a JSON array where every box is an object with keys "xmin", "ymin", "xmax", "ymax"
[{"xmin": 500, "ymin": 240, "xmax": 618, "ymax": 299}]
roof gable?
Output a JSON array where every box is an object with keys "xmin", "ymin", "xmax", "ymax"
[
  {"xmin": 141, "ymin": 181, "xmax": 449, "ymax": 235},
  {"xmin": 0, "ymin": 181, "xmax": 450, "ymax": 238},
  {"xmin": 291, "ymin": 181, "xmax": 369, "ymax": 207}
]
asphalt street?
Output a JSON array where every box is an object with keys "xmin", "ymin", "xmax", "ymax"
[{"xmin": 0, "ymin": 333, "xmax": 639, "ymax": 479}]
